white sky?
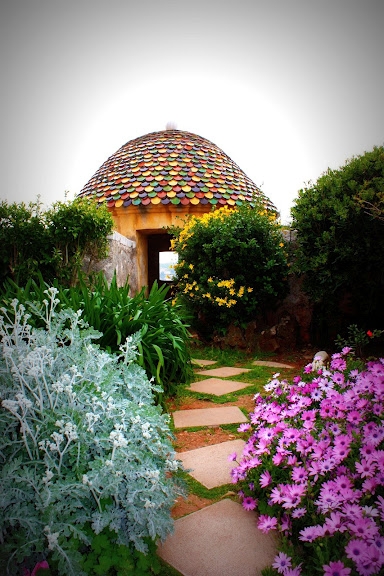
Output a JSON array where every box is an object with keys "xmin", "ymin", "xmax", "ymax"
[{"xmin": 1, "ymin": 0, "xmax": 383, "ymax": 224}]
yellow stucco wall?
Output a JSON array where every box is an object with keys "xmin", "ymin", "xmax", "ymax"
[{"xmin": 108, "ymin": 204, "xmax": 212, "ymax": 290}]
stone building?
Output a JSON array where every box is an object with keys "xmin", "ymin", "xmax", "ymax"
[{"xmin": 78, "ymin": 128, "xmax": 276, "ymax": 293}]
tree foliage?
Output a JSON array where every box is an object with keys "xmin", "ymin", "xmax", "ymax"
[
  {"xmin": 0, "ymin": 197, "xmax": 114, "ymax": 287},
  {"xmin": 291, "ymin": 145, "xmax": 384, "ymax": 340},
  {"xmin": 170, "ymin": 204, "xmax": 289, "ymax": 336}
]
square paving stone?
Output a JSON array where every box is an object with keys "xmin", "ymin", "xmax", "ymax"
[
  {"xmin": 157, "ymin": 499, "xmax": 278, "ymax": 576},
  {"xmin": 177, "ymin": 439, "xmax": 245, "ymax": 488},
  {"xmin": 195, "ymin": 366, "xmax": 251, "ymax": 377},
  {"xmin": 253, "ymin": 360, "xmax": 295, "ymax": 369},
  {"xmin": 192, "ymin": 358, "xmax": 217, "ymax": 367},
  {"xmin": 172, "ymin": 406, "xmax": 248, "ymax": 429},
  {"xmin": 188, "ymin": 377, "xmax": 250, "ymax": 396}
]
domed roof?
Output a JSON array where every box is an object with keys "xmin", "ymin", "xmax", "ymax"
[{"xmin": 79, "ymin": 129, "xmax": 276, "ymax": 210}]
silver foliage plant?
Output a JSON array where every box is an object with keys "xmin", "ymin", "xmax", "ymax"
[{"xmin": 0, "ymin": 288, "xmax": 184, "ymax": 575}]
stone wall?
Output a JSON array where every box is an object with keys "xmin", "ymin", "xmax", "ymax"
[{"xmin": 84, "ymin": 232, "xmax": 138, "ymax": 294}]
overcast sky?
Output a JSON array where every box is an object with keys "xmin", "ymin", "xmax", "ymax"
[{"xmin": 1, "ymin": 0, "xmax": 383, "ymax": 223}]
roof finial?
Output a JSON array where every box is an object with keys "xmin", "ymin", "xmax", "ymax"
[{"xmin": 165, "ymin": 120, "xmax": 178, "ymax": 130}]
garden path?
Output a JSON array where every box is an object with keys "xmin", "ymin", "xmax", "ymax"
[{"xmin": 157, "ymin": 358, "xmax": 297, "ymax": 576}]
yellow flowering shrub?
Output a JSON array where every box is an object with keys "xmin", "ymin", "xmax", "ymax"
[{"xmin": 170, "ymin": 203, "xmax": 289, "ymax": 335}]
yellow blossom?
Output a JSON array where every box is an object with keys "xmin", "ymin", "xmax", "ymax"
[{"xmin": 217, "ymin": 279, "xmax": 235, "ymax": 289}]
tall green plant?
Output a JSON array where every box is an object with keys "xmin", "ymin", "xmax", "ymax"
[
  {"xmin": 1, "ymin": 273, "xmax": 193, "ymax": 400},
  {"xmin": 170, "ymin": 203, "xmax": 288, "ymax": 336}
]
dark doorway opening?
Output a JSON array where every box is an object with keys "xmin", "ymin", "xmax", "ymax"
[{"xmin": 147, "ymin": 233, "xmax": 175, "ymax": 289}]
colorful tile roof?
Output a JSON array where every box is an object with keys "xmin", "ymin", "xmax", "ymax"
[{"xmin": 78, "ymin": 130, "xmax": 276, "ymax": 211}]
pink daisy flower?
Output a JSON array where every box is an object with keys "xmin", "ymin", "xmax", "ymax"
[
  {"xmin": 259, "ymin": 470, "xmax": 272, "ymax": 487},
  {"xmin": 362, "ymin": 477, "xmax": 378, "ymax": 493},
  {"xmin": 360, "ymin": 443, "xmax": 376, "ymax": 458},
  {"xmin": 281, "ymin": 483, "xmax": 306, "ymax": 509},
  {"xmin": 237, "ymin": 423, "xmax": 251, "ymax": 432},
  {"xmin": 345, "ymin": 538, "xmax": 367, "ymax": 562},
  {"xmin": 322, "ymin": 560, "xmax": 351, "ymax": 576},
  {"xmin": 324, "ymin": 513, "xmax": 347, "ymax": 535},
  {"xmin": 355, "ymin": 458, "xmax": 377, "ymax": 478},
  {"xmin": 242, "ymin": 496, "xmax": 257, "ymax": 511},
  {"xmin": 272, "ymin": 552, "xmax": 292, "ymax": 574},
  {"xmin": 359, "ymin": 544, "xmax": 383, "ymax": 575},
  {"xmin": 291, "ymin": 466, "xmax": 308, "ymax": 483},
  {"xmin": 291, "ymin": 507, "xmax": 306, "ymax": 518},
  {"xmin": 257, "ymin": 514, "xmax": 277, "ymax": 533},
  {"xmin": 347, "ymin": 410, "xmax": 363, "ymax": 425},
  {"xmin": 299, "ymin": 524, "xmax": 324, "ymax": 542},
  {"xmin": 341, "ymin": 346, "xmax": 352, "ymax": 355},
  {"xmin": 348, "ymin": 516, "xmax": 380, "ymax": 539},
  {"xmin": 272, "ymin": 452, "xmax": 284, "ymax": 465},
  {"xmin": 283, "ymin": 568, "xmax": 302, "ymax": 576},
  {"xmin": 331, "ymin": 358, "xmax": 347, "ymax": 371},
  {"xmin": 372, "ymin": 402, "xmax": 383, "ymax": 415},
  {"xmin": 270, "ymin": 486, "xmax": 284, "ymax": 504}
]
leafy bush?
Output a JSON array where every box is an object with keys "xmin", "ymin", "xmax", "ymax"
[
  {"xmin": 1, "ymin": 273, "xmax": 193, "ymax": 401},
  {"xmin": 0, "ymin": 197, "xmax": 113, "ymax": 287},
  {"xmin": 291, "ymin": 146, "xmax": 384, "ymax": 342},
  {"xmin": 231, "ymin": 350, "xmax": 384, "ymax": 575},
  {"xmin": 170, "ymin": 204, "xmax": 288, "ymax": 336},
  {"xmin": 0, "ymin": 290, "xmax": 185, "ymax": 575},
  {"xmin": 335, "ymin": 324, "xmax": 384, "ymax": 359}
]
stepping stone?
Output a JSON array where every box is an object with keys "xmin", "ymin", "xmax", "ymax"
[
  {"xmin": 253, "ymin": 360, "xmax": 295, "ymax": 369},
  {"xmin": 192, "ymin": 358, "xmax": 217, "ymax": 367},
  {"xmin": 195, "ymin": 366, "xmax": 251, "ymax": 377},
  {"xmin": 188, "ymin": 377, "xmax": 250, "ymax": 396},
  {"xmin": 157, "ymin": 499, "xmax": 278, "ymax": 576},
  {"xmin": 177, "ymin": 439, "xmax": 245, "ymax": 488},
  {"xmin": 173, "ymin": 406, "xmax": 248, "ymax": 429}
]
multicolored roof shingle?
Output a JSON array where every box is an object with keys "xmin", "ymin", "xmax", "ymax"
[{"xmin": 78, "ymin": 130, "xmax": 276, "ymax": 210}]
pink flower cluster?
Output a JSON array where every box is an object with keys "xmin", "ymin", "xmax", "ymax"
[{"xmin": 232, "ymin": 349, "xmax": 384, "ymax": 576}]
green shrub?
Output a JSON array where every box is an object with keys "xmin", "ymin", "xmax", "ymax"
[
  {"xmin": 0, "ymin": 197, "xmax": 113, "ymax": 287},
  {"xmin": 0, "ymin": 289, "xmax": 185, "ymax": 575},
  {"xmin": 170, "ymin": 204, "xmax": 289, "ymax": 336},
  {"xmin": 291, "ymin": 145, "xmax": 384, "ymax": 343},
  {"xmin": 1, "ymin": 273, "xmax": 193, "ymax": 400},
  {"xmin": 335, "ymin": 323, "xmax": 384, "ymax": 359}
]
